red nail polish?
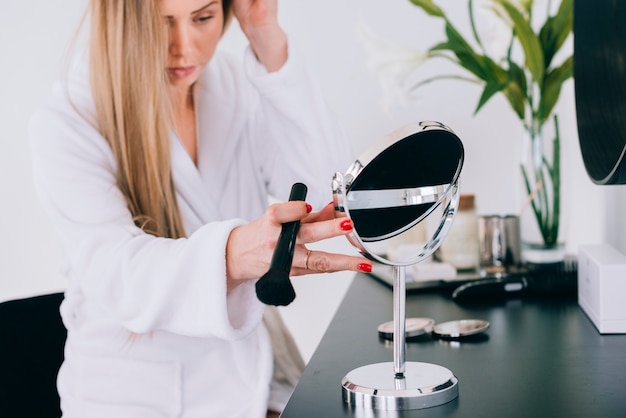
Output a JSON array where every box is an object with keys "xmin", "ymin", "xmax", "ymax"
[
  {"xmin": 305, "ymin": 203, "xmax": 312, "ymax": 213},
  {"xmin": 328, "ymin": 201, "xmax": 334, "ymax": 206},
  {"xmin": 340, "ymin": 219, "xmax": 353, "ymax": 231},
  {"xmin": 358, "ymin": 263, "xmax": 372, "ymax": 273}
]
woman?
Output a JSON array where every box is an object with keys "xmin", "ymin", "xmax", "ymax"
[{"xmin": 29, "ymin": 0, "xmax": 371, "ymax": 416}]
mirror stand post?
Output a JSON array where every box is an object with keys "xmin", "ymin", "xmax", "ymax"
[
  {"xmin": 341, "ymin": 263, "xmax": 459, "ymax": 410},
  {"xmin": 393, "ymin": 265, "xmax": 406, "ymax": 377}
]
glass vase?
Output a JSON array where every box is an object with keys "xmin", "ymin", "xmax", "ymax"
[{"xmin": 519, "ymin": 114, "xmax": 565, "ymax": 263}]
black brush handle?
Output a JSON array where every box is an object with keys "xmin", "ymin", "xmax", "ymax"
[
  {"xmin": 255, "ymin": 183, "xmax": 308, "ymax": 305},
  {"xmin": 270, "ymin": 182, "xmax": 308, "ymax": 272}
]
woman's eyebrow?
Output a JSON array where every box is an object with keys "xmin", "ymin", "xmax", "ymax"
[
  {"xmin": 192, "ymin": 1, "xmax": 219, "ymax": 14},
  {"xmin": 163, "ymin": 1, "xmax": 219, "ymax": 19}
]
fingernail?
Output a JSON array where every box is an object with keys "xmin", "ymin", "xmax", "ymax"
[
  {"xmin": 340, "ymin": 219, "xmax": 353, "ymax": 231},
  {"xmin": 328, "ymin": 201, "xmax": 334, "ymax": 206},
  {"xmin": 358, "ymin": 263, "xmax": 372, "ymax": 273},
  {"xmin": 305, "ymin": 203, "xmax": 312, "ymax": 213}
]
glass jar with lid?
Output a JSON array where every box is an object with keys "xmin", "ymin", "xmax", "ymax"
[{"xmin": 438, "ymin": 194, "xmax": 479, "ymax": 271}]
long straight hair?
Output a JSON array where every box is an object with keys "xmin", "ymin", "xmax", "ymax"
[
  {"xmin": 89, "ymin": 0, "xmax": 233, "ymax": 239},
  {"xmin": 90, "ymin": 0, "xmax": 185, "ymax": 238}
]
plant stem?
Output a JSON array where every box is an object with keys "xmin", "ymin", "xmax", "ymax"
[
  {"xmin": 409, "ymin": 74, "xmax": 481, "ymax": 91},
  {"xmin": 469, "ymin": 0, "xmax": 486, "ymax": 55},
  {"xmin": 521, "ymin": 114, "xmax": 560, "ymax": 247}
]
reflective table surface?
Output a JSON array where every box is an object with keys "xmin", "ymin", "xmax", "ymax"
[{"xmin": 281, "ymin": 274, "xmax": 626, "ymax": 417}]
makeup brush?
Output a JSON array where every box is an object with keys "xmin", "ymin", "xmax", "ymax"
[{"xmin": 255, "ymin": 182, "xmax": 308, "ymax": 306}]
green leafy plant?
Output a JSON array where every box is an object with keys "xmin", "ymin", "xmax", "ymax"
[{"xmin": 406, "ymin": 0, "xmax": 573, "ymax": 247}]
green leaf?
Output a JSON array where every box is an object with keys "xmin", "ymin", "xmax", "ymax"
[
  {"xmin": 507, "ymin": 60, "xmax": 528, "ymax": 97},
  {"xmin": 465, "ymin": 49, "xmax": 525, "ymax": 118},
  {"xmin": 497, "ymin": 0, "xmax": 545, "ymax": 83},
  {"xmin": 500, "ymin": 59, "xmax": 528, "ymax": 120},
  {"xmin": 444, "ymin": 23, "xmax": 488, "ymax": 80},
  {"xmin": 539, "ymin": 55, "xmax": 573, "ymax": 123},
  {"xmin": 503, "ymin": 81, "xmax": 526, "ymax": 119},
  {"xmin": 409, "ymin": 0, "xmax": 445, "ymax": 17},
  {"xmin": 469, "ymin": 0, "xmax": 486, "ymax": 54},
  {"xmin": 478, "ymin": 57, "xmax": 527, "ymax": 117},
  {"xmin": 484, "ymin": 56, "xmax": 509, "ymax": 83},
  {"xmin": 475, "ymin": 81, "xmax": 507, "ymax": 114},
  {"xmin": 539, "ymin": 0, "xmax": 573, "ymax": 68},
  {"xmin": 539, "ymin": 16, "xmax": 558, "ymax": 68},
  {"xmin": 550, "ymin": 114, "xmax": 561, "ymax": 243},
  {"xmin": 429, "ymin": 41, "xmax": 453, "ymax": 52}
]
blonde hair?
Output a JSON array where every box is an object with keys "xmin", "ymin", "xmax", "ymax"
[
  {"xmin": 89, "ymin": 0, "xmax": 183, "ymax": 238},
  {"xmin": 89, "ymin": 0, "xmax": 233, "ymax": 239}
]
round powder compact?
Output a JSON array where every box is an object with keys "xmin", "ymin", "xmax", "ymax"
[
  {"xmin": 377, "ymin": 317, "xmax": 435, "ymax": 340},
  {"xmin": 431, "ymin": 319, "xmax": 490, "ymax": 339}
]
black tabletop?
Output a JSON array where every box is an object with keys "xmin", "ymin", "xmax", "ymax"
[{"xmin": 281, "ymin": 273, "xmax": 626, "ymax": 417}]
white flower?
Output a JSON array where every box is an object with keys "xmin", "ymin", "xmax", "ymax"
[
  {"xmin": 356, "ymin": 16, "xmax": 429, "ymax": 114},
  {"xmin": 493, "ymin": 0, "xmax": 534, "ymax": 18},
  {"xmin": 515, "ymin": 0, "xmax": 534, "ymax": 14},
  {"xmin": 486, "ymin": 0, "xmax": 531, "ymax": 32},
  {"xmin": 476, "ymin": 0, "xmax": 546, "ymax": 64},
  {"xmin": 474, "ymin": 0, "xmax": 514, "ymax": 60}
]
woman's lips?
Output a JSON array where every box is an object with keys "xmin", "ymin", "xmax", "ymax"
[{"xmin": 168, "ymin": 66, "xmax": 196, "ymax": 79}]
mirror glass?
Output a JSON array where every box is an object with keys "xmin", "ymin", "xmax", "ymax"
[{"xmin": 332, "ymin": 121, "xmax": 464, "ymax": 266}]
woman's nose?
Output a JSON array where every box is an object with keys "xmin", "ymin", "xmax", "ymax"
[{"xmin": 168, "ymin": 23, "xmax": 191, "ymax": 58}]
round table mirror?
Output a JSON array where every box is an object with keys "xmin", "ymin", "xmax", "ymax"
[
  {"xmin": 332, "ymin": 121, "xmax": 465, "ymax": 410},
  {"xmin": 332, "ymin": 121, "xmax": 464, "ymax": 266}
]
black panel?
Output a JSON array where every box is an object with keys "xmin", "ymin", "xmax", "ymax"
[
  {"xmin": 574, "ymin": 0, "xmax": 626, "ymax": 184},
  {"xmin": 0, "ymin": 293, "xmax": 66, "ymax": 417}
]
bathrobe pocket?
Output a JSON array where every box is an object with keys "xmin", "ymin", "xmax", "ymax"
[{"xmin": 72, "ymin": 353, "xmax": 182, "ymax": 418}]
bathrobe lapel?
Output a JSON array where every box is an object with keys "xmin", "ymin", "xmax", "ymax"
[
  {"xmin": 171, "ymin": 69, "xmax": 247, "ymax": 232},
  {"xmin": 170, "ymin": 135, "xmax": 219, "ymax": 233}
]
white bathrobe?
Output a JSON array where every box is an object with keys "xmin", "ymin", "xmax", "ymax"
[{"xmin": 29, "ymin": 44, "xmax": 351, "ymax": 418}]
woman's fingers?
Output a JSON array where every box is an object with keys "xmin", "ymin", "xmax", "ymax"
[
  {"xmin": 225, "ymin": 199, "xmax": 370, "ymax": 287},
  {"xmin": 290, "ymin": 249, "xmax": 371, "ymax": 275},
  {"xmin": 270, "ymin": 200, "xmax": 342, "ymax": 225},
  {"xmin": 302, "ymin": 201, "xmax": 338, "ymax": 223},
  {"xmin": 265, "ymin": 201, "xmax": 311, "ymax": 224},
  {"xmin": 297, "ymin": 217, "xmax": 354, "ymax": 244},
  {"xmin": 264, "ymin": 202, "xmax": 371, "ymax": 275}
]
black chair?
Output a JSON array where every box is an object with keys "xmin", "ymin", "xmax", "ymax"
[{"xmin": 0, "ymin": 293, "xmax": 66, "ymax": 417}]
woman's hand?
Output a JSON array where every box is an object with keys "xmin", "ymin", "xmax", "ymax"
[
  {"xmin": 225, "ymin": 202, "xmax": 372, "ymax": 291},
  {"xmin": 231, "ymin": 0, "xmax": 288, "ymax": 72}
]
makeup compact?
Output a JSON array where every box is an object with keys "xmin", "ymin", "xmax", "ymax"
[
  {"xmin": 333, "ymin": 121, "xmax": 465, "ymax": 410},
  {"xmin": 377, "ymin": 317, "xmax": 490, "ymax": 340},
  {"xmin": 377, "ymin": 317, "xmax": 435, "ymax": 340},
  {"xmin": 432, "ymin": 319, "xmax": 490, "ymax": 339}
]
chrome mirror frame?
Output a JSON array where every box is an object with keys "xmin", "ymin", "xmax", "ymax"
[
  {"xmin": 334, "ymin": 121, "xmax": 465, "ymax": 411},
  {"xmin": 332, "ymin": 121, "xmax": 463, "ymax": 266}
]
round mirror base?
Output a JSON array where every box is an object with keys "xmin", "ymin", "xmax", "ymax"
[{"xmin": 342, "ymin": 362, "xmax": 458, "ymax": 410}]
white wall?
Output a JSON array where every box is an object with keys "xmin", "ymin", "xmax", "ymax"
[
  {"xmin": 0, "ymin": 1, "xmax": 87, "ymax": 301},
  {"xmin": 1, "ymin": 1, "xmax": 624, "ymax": 362}
]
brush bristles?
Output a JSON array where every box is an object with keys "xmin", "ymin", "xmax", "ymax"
[{"xmin": 255, "ymin": 270, "xmax": 296, "ymax": 306}]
